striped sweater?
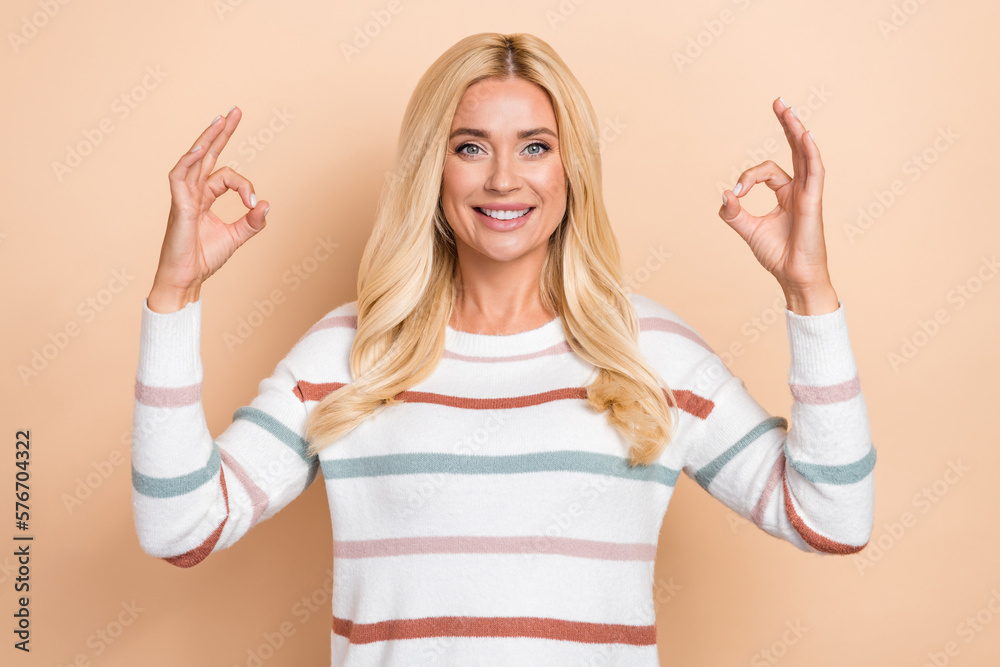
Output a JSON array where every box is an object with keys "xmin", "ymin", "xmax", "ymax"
[{"xmin": 130, "ymin": 292, "xmax": 876, "ymax": 666}]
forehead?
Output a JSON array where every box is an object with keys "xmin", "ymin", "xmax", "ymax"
[{"xmin": 450, "ymin": 77, "xmax": 557, "ymax": 132}]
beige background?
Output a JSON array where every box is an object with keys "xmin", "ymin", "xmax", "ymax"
[{"xmin": 2, "ymin": 0, "xmax": 997, "ymax": 664}]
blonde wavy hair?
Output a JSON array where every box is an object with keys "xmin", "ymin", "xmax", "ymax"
[{"xmin": 304, "ymin": 32, "xmax": 679, "ymax": 467}]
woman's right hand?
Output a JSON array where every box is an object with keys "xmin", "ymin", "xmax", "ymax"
[{"xmin": 147, "ymin": 106, "xmax": 269, "ymax": 313}]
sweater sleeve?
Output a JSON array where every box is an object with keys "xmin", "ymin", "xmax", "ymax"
[
  {"xmin": 676, "ymin": 301, "xmax": 876, "ymax": 554},
  {"xmin": 130, "ymin": 298, "xmax": 320, "ymax": 567}
]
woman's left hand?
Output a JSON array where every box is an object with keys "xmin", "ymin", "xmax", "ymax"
[{"xmin": 719, "ymin": 97, "xmax": 839, "ymax": 316}]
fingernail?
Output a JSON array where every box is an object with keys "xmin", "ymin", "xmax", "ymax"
[
  {"xmin": 210, "ymin": 114, "xmax": 222, "ymax": 125},
  {"xmin": 189, "ymin": 145, "xmax": 202, "ymax": 153},
  {"xmin": 722, "ymin": 193, "xmax": 728, "ymax": 206},
  {"xmin": 228, "ymin": 105, "xmax": 237, "ymax": 115},
  {"xmin": 790, "ymin": 106, "xmax": 798, "ymax": 119},
  {"xmin": 733, "ymin": 182, "xmax": 743, "ymax": 196},
  {"xmin": 808, "ymin": 130, "xmax": 814, "ymax": 141},
  {"xmin": 779, "ymin": 97, "xmax": 787, "ymax": 108},
  {"xmin": 250, "ymin": 193, "xmax": 257, "ymax": 207},
  {"xmin": 264, "ymin": 206, "xmax": 270, "ymax": 217}
]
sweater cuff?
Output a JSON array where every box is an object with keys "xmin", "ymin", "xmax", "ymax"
[
  {"xmin": 785, "ymin": 300, "xmax": 858, "ymax": 386},
  {"xmin": 137, "ymin": 298, "xmax": 203, "ymax": 385}
]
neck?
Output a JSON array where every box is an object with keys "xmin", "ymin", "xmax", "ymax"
[{"xmin": 449, "ymin": 249, "xmax": 555, "ymax": 335}]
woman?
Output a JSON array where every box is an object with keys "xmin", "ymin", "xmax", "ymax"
[{"xmin": 132, "ymin": 32, "xmax": 875, "ymax": 665}]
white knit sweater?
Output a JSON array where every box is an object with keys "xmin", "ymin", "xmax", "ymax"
[{"xmin": 131, "ymin": 292, "xmax": 875, "ymax": 666}]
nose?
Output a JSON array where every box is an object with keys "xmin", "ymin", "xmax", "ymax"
[{"xmin": 485, "ymin": 150, "xmax": 519, "ymax": 193}]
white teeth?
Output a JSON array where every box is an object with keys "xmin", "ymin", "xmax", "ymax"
[{"xmin": 478, "ymin": 207, "xmax": 531, "ymax": 220}]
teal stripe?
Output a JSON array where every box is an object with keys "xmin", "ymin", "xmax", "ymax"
[
  {"xmin": 304, "ymin": 457, "xmax": 320, "ymax": 488},
  {"xmin": 694, "ymin": 416, "xmax": 788, "ymax": 490},
  {"xmin": 132, "ymin": 442, "xmax": 221, "ymax": 498},
  {"xmin": 785, "ymin": 443, "xmax": 877, "ymax": 485},
  {"xmin": 321, "ymin": 450, "xmax": 680, "ymax": 488},
  {"xmin": 233, "ymin": 406, "xmax": 314, "ymax": 464}
]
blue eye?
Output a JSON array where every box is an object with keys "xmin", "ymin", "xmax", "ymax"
[{"xmin": 454, "ymin": 141, "xmax": 551, "ymax": 157}]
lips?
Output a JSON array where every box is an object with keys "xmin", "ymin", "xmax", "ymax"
[
  {"xmin": 473, "ymin": 206, "xmax": 535, "ymax": 231},
  {"xmin": 475, "ymin": 206, "xmax": 532, "ymax": 219}
]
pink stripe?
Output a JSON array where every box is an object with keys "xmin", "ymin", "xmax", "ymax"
[
  {"xmin": 135, "ymin": 380, "xmax": 201, "ymax": 408},
  {"xmin": 639, "ymin": 317, "xmax": 715, "ymax": 353},
  {"xmin": 218, "ymin": 449, "xmax": 270, "ymax": 529},
  {"xmin": 334, "ymin": 535, "xmax": 656, "ymax": 561},
  {"xmin": 302, "ymin": 315, "xmax": 357, "ymax": 338},
  {"xmin": 789, "ymin": 376, "xmax": 861, "ymax": 405},
  {"xmin": 443, "ymin": 341, "xmax": 572, "ymax": 363},
  {"xmin": 751, "ymin": 452, "xmax": 786, "ymax": 527},
  {"xmin": 301, "ymin": 316, "xmax": 571, "ymax": 363}
]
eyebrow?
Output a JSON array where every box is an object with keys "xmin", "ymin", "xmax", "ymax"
[{"xmin": 449, "ymin": 127, "xmax": 557, "ymax": 141}]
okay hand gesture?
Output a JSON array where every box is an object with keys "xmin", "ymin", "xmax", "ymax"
[
  {"xmin": 148, "ymin": 107, "xmax": 269, "ymax": 313},
  {"xmin": 719, "ymin": 98, "xmax": 839, "ymax": 315}
]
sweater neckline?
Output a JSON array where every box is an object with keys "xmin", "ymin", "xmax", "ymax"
[{"xmin": 445, "ymin": 314, "xmax": 566, "ymax": 357}]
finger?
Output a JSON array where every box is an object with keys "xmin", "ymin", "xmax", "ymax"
[
  {"xmin": 169, "ymin": 111, "xmax": 231, "ymax": 184},
  {"xmin": 782, "ymin": 102, "xmax": 809, "ymax": 192},
  {"xmin": 801, "ymin": 129, "xmax": 825, "ymax": 202},
  {"xmin": 205, "ymin": 166, "xmax": 257, "ymax": 210},
  {"xmin": 774, "ymin": 97, "xmax": 803, "ymax": 184},
  {"xmin": 774, "ymin": 98, "xmax": 806, "ymax": 186},
  {"xmin": 788, "ymin": 110, "xmax": 809, "ymax": 190},
  {"xmin": 731, "ymin": 160, "xmax": 793, "ymax": 199},
  {"xmin": 198, "ymin": 106, "xmax": 242, "ymax": 183}
]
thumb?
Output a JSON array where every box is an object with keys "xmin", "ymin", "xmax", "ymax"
[
  {"xmin": 719, "ymin": 189, "xmax": 751, "ymax": 241},
  {"xmin": 232, "ymin": 200, "xmax": 269, "ymax": 247}
]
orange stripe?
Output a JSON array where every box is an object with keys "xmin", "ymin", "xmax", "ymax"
[
  {"xmin": 332, "ymin": 614, "xmax": 656, "ymax": 646},
  {"xmin": 163, "ymin": 467, "xmax": 229, "ymax": 568},
  {"xmin": 293, "ymin": 381, "xmax": 337, "ymax": 402},
  {"xmin": 668, "ymin": 389, "xmax": 714, "ymax": 419},
  {"xmin": 781, "ymin": 469, "xmax": 867, "ymax": 555},
  {"xmin": 294, "ymin": 381, "xmax": 714, "ymax": 419}
]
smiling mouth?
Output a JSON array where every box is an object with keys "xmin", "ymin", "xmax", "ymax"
[{"xmin": 475, "ymin": 207, "xmax": 534, "ymax": 221}]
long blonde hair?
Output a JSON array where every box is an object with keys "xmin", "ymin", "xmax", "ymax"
[{"xmin": 304, "ymin": 32, "xmax": 679, "ymax": 467}]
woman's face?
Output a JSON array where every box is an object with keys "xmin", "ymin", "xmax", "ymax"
[{"xmin": 441, "ymin": 76, "xmax": 567, "ymax": 269}]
